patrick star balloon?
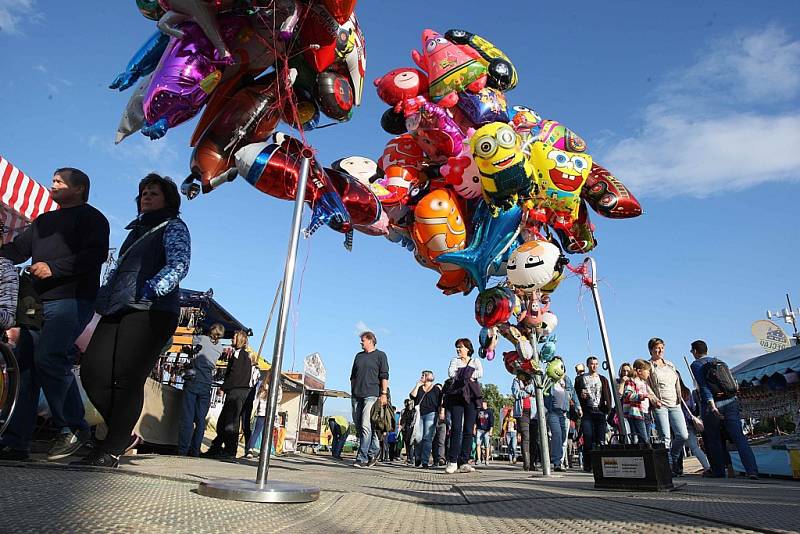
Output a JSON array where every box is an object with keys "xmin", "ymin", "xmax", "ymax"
[{"xmin": 411, "ymin": 29, "xmax": 487, "ymax": 106}]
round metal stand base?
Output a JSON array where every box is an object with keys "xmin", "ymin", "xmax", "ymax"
[{"xmin": 197, "ymin": 479, "xmax": 320, "ymax": 503}]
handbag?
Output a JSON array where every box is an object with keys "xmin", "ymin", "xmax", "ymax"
[
  {"xmin": 411, "ymin": 387, "xmax": 431, "ymax": 443},
  {"xmin": 95, "ymin": 220, "xmax": 170, "ymax": 316}
]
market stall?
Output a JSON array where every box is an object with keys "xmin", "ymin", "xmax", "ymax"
[{"xmin": 732, "ymin": 345, "xmax": 800, "ymax": 478}]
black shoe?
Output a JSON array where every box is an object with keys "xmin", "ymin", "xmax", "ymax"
[
  {"xmin": 200, "ymin": 447, "xmax": 222, "ymax": 458},
  {"xmin": 47, "ymin": 429, "xmax": 90, "ymax": 461},
  {"xmin": 553, "ymin": 465, "xmax": 564, "ymax": 472},
  {"xmin": 70, "ymin": 450, "xmax": 120, "ymax": 468},
  {"xmin": 353, "ymin": 460, "xmax": 366, "ymax": 468},
  {"xmin": 0, "ymin": 446, "xmax": 30, "ymax": 461},
  {"xmin": 414, "ymin": 459, "xmax": 422, "ymax": 467},
  {"xmin": 367, "ymin": 456, "xmax": 378, "ymax": 467}
]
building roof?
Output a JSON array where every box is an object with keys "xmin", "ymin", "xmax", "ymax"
[
  {"xmin": 732, "ymin": 344, "xmax": 800, "ymax": 384},
  {"xmin": 179, "ymin": 288, "xmax": 251, "ymax": 338}
]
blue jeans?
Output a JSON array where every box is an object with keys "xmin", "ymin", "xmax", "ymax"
[
  {"xmin": 580, "ymin": 410, "xmax": 607, "ymax": 471},
  {"xmin": 546, "ymin": 410, "xmax": 569, "ymax": 467},
  {"xmin": 702, "ymin": 399, "xmax": 758, "ymax": 477},
  {"xmin": 415, "ymin": 411, "xmax": 436, "ymax": 465},
  {"xmin": 626, "ymin": 416, "xmax": 649, "ymax": 444},
  {"xmin": 506, "ymin": 431, "xmax": 517, "ymax": 460},
  {"xmin": 652, "ymin": 405, "xmax": 688, "ymax": 467},
  {"xmin": 330, "ymin": 421, "xmax": 347, "ymax": 458},
  {"xmin": 248, "ymin": 415, "xmax": 265, "ymax": 451},
  {"xmin": 1, "ymin": 299, "xmax": 93, "ymax": 451},
  {"xmin": 352, "ymin": 396, "xmax": 380, "ymax": 462},
  {"xmin": 178, "ymin": 386, "xmax": 212, "ymax": 455}
]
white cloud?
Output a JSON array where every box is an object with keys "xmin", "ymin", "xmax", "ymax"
[
  {"xmin": 716, "ymin": 342, "xmax": 764, "ymax": 368},
  {"xmin": 354, "ymin": 320, "xmax": 371, "ymax": 335},
  {"xmin": 603, "ymin": 26, "xmax": 800, "ymax": 198},
  {"xmin": 87, "ymin": 134, "xmax": 180, "ymax": 174},
  {"xmin": 0, "ymin": 0, "xmax": 40, "ymax": 35}
]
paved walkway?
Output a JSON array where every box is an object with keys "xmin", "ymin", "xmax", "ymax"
[{"xmin": 1, "ymin": 452, "xmax": 798, "ymax": 533}]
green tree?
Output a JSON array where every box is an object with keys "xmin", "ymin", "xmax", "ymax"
[{"xmin": 481, "ymin": 383, "xmax": 514, "ymax": 436}]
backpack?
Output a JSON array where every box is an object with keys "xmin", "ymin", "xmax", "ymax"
[{"xmin": 704, "ymin": 359, "xmax": 738, "ymax": 399}]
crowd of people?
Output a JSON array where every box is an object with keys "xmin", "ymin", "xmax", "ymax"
[{"xmin": 345, "ymin": 331, "xmax": 760, "ymax": 480}]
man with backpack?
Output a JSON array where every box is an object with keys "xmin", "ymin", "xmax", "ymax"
[
  {"xmin": 689, "ymin": 339, "xmax": 758, "ymax": 479},
  {"xmin": 350, "ymin": 331, "xmax": 389, "ymax": 468}
]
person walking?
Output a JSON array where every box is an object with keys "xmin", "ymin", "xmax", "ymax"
[
  {"xmin": 327, "ymin": 415, "xmax": 349, "ymax": 459},
  {"xmin": 679, "ymin": 385, "xmax": 711, "ymax": 474},
  {"xmin": 511, "ymin": 374, "xmax": 539, "ymax": 471},
  {"xmin": 433, "ymin": 390, "xmax": 449, "ymax": 467},
  {"xmin": 689, "ymin": 340, "xmax": 758, "ymax": 479},
  {"xmin": 245, "ymin": 373, "xmax": 282, "ymax": 458},
  {"xmin": 622, "ymin": 359, "xmax": 653, "ymax": 444},
  {"xmin": 574, "ymin": 356, "xmax": 612, "ymax": 472},
  {"xmin": 501, "ymin": 410, "xmax": 518, "ymax": 464},
  {"xmin": 646, "ymin": 338, "xmax": 689, "ymax": 475},
  {"xmin": 202, "ymin": 330, "xmax": 254, "ymax": 459},
  {"xmin": 443, "ymin": 338, "xmax": 482, "ymax": 474},
  {"xmin": 76, "ymin": 174, "xmax": 189, "ymax": 467},
  {"xmin": 475, "ymin": 400, "xmax": 494, "ymax": 466},
  {"xmin": 410, "ymin": 370, "xmax": 442, "ymax": 468},
  {"xmin": 0, "ymin": 168, "xmax": 109, "ymax": 462},
  {"xmin": 544, "ymin": 361, "xmax": 581, "ymax": 471},
  {"xmin": 350, "ymin": 331, "xmax": 389, "ymax": 468},
  {"xmin": 177, "ymin": 323, "xmax": 225, "ymax": 456},
  {"xmin": 399, "ymin": 398, "xmax": 416, "ymax": 464}
]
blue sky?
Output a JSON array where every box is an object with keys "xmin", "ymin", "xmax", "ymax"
[{"xmin": 1, "ymin": 1, "xmax": 799, "ymax": 419}]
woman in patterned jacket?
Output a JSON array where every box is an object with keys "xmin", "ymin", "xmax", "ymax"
[{"xmin": 78, "ymin": 174, "xmax": 190, "ymax": 467}]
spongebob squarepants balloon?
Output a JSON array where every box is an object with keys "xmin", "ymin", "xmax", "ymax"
[{"xmin": 530, "ymin": 142, "xmax": 592, "ymax": 230}]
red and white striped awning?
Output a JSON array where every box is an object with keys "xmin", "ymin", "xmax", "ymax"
[{"xmin": 0, "ymin": 156, "xmax": 57, "ymax": 243}]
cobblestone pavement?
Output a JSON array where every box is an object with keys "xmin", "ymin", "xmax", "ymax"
[{"xmin": 1, "ymin": 453, "xmax": 798, "ymax": 533}]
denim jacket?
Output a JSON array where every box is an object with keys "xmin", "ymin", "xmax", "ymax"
[
  {"xmin": 544, "ymin": 376, "xmax": 579, "ymax": 413},
  {"xmin": 511, "ymin": 378, "xmax": 537, "ymax": 418}
]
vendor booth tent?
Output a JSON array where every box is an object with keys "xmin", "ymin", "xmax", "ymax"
[
  {"xmin": 733, "ymin": 344, "xmax": 800, "ymax": 387},
  {"xmin": 0, "ymin": 156, "xmax": 57, "ymax": 242}
]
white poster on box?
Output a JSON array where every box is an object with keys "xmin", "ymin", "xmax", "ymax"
[{"xmin": 601, "ymin": 456, "xmax": 646, "ymax": 478}]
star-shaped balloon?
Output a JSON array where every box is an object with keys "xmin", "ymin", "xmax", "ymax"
[{"xmin": 437, "ymin": 201, "xmax": 522, "ymax": 291}]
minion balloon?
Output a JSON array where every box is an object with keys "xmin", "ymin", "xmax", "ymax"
[{"xmin": 470, "ymin": 122, "xmax": 534, "ymax": 216}]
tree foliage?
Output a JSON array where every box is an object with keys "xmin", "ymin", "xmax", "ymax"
[{"xmin": 481, "ymin": 383, "xmax": 514, "ymax": 435}]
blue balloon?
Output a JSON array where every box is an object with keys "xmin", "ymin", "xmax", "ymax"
[
  {"xmin": 437, "ymin": 201, "xmax": 522, "ymax": 291},
  {"xmin": 110, "ymin": 31, "xmax": 170, "ymax": 91},
  {"xmin": 539, "ymin": 334, "xmax": 557, "ymax": 362},
  {"xmin": 305, "ymin": 191, "xmax": 351, "ymax": 242},
  {"xmin": 456, "ymin": 88, "xmax": 509, "ymax": 126},
  {"xmin": 140, "ymin": 117, "xmax": 169, "ymax": 140}
]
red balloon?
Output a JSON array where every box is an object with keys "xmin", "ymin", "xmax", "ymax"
[
  {"xmin": 319, "ymin": 0, "xmax": 357, "ymax": 24},
  {"xmin": 373, "ymin": 67, "xmax": 429, "ymax": 107},
  {"xmin": 325, "ymin": 167, "xmax": 381, "ymax": 226},
  {"xmin": 582, "ymin": 162, "xmax": 642, "ymax": 219}
]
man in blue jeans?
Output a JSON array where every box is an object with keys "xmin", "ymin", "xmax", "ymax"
[
  {"xmin": 349, "ymin": 331, "xmax": 389, "ymax": 468},
  {"xmin": 177, "ymin": 323, "xmax": 225, "ymax": 456},
  {"xmin": 0, "ymin": 168, "xmax": 109, "ymax": 462},
  {"xmin": 690, "ymin": 339, "xmax": 758, "ymax": 479}
]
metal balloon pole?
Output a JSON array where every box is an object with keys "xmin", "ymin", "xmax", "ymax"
[
  {"xmin": 583, "ymin": 257, "xmax": 627, "ymax": 444},
  {"xmin": 198, "ymin": 153, "xmax": 320, "ymax": 503},
  {"xmin": 532, "ymin": 354, "xmax": 551, "ymax": 476}
]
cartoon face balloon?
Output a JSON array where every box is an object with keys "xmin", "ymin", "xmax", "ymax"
[
  {"xmin": 471, "ymin": 122, "xmax": 534, "ymax": 214},
  {"xmin": 475, "ymin": 286, "xmax": 516, "ymax": 328},
  {"xmin": 530, "ymin": 141, "xmax": 592, "ymax": 227},
  {"xmin": 411, "ymin": 29, "xmax": 487, "ymax": 105},
  {"xmin": 373, "ymin": 67, "xmax": 429, "ymax": 106},
  {"xmin": 506, "ymin": 240, "xmax": 561, "ymax": 293},
  {"xmin": 546, "ymin": 358, "xmax": 566, "ymax": 381}
]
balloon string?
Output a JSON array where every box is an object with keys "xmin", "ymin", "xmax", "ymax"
[{"xmin": 290, "ymin": 222, "xmax": 313, "ymax": 372}]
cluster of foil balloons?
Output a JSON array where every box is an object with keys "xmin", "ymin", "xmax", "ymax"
[
  {"xmin": 111, "ymin": 0, "xmax": 366, "ymax": 201},
  {"xmin": 359, "ymin": 29, "xmax": 643, "ymax": 387}
]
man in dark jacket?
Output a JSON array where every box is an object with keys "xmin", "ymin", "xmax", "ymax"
[
  {"xmin": 0, "ymin": 168, "xmax": 109, "ymax": 462},
  {"xmin": 350, "ymin": 331, "xmax": 389, "ymax": 468},
  {"xmin": 574, "ymin": 355, "xmax": 612, "ymax": 472},
  {"xmin": 202, "ymin": 330, "xmax": 253, "ymax": 458}
]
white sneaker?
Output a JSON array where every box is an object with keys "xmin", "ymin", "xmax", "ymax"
[{"xmin": 445, "ymin": 462, "xmax": 458, "ymax": 474}]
